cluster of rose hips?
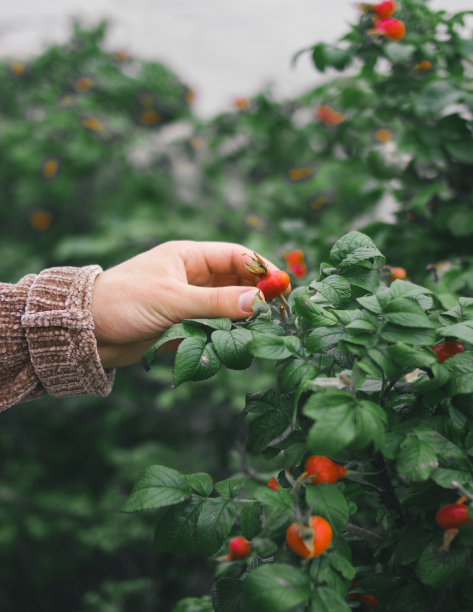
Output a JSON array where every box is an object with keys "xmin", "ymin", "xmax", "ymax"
[{"xmin": 360, "ymin": 1, "xmax": 406, "ymax": 42}]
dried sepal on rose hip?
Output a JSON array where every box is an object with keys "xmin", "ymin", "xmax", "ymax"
[
  {"xmin": 243, "ymin": 252, "xmax": 290, "ymax": 302},
  {"xmin": 286, "ymin": 516, "xmax": 332, "ymax": 559}
]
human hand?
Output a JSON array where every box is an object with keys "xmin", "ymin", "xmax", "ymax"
[{"xmin": 91, "ymin": 240, "xmax": 289, "ymax": 368}]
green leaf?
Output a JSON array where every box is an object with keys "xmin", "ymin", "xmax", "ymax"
[
  {"xmin": 414, "ymin": 81, "xmax": 461, "ymax": 118},
  {"xmin": 383, "ymin": 298, "xmax": 434, "ymax": 328},
  {"xmin": 212, "ymin": 578, "xmax": 243, "ymax": 612},
  {"xmin": 304, "ymin": 391, "xmax": 356, "ymax": 419},
  {"xmin": 340, "ymin": 266, "xmax": 379, "ymax": 292},
  {"xmin": 384, "ymin": 42, "xmax": 415, "ymax": 63},
  {"xmin": 278, "ymin": 359, "xmax": 319, "ymax": 393},
  {"xmin": 445, "ymin": 352, "xmax": 473, "ymax": 396},
  {"xmin": 154, "ymin": 496, "xmax": 237, "ymax": 558},
  {"xmin": 387, "ymin": 342, "xmax": 437, "ymax": 369},
  {"xmin": 174, "ymin": 595, "xmax": 213, "ymax": 612},
  {"xmin": 293, "ymin": 297, "xmax": 338, "ymax": 327},
  {"xmin": 312, "ymin": 43, "xmax": 327, "ymax": 71},
  {"xmin": 330, "ymin": 231, "xmax": 385, "ymax": 269},
  {"xmin": 326, "ymin": 550, "xmax": 356, "ymax": 580},
  {"xmin": 313, "ymin": 275, "xmax": 351, "ymax": 308},
  {"xmin": 438, "ymin": 321, "xmax": 473, "ymax": 344},
  {"xmin": 305, "ymin": 484, "xmax": 350, "ymax": 532},
  {"xmin": 248, "ymin": 334, "xmax": 302, "ymax": 360},
  {"xmin": 308, "ymin": 586, "xmax": 351, "ymax": 612},
  {"xmin": 247, "ymin": 319, "xmax": 285, "ymax": 336},
  {"xmin": 306, "ymin": 327, "xmax": 346, "ymax": 352},
  {"xmin": 431, "ymin": 468, "xmax": 471, "ymax": 489},
  {"xmin": 416, "ymin": 543, "xmax": 469, "ymax": 587},
  {"xmin": 242, "ymin": 563, "xmax": 311, "ymax": 612},
  {"xmin": 306, "ymin": 403, "xmax": 357, "ymax": 455},
  {"xmin": 211, "ymin": 328, "xmax": 253, "ymax": 369},
  {"xmin": 142, "ymin": 322, "xmax": 207, "ymax": 370},
  {"xmin": 357, "ymin": 294, "xmax": 382, "ymax": 314},
  {"xmin": 353, "ymin": 400, "xmax": 387, "ymax": 451},
  {"xmin": 409, "ymin": 363, "xmax": 450, "ymax": 391},
  {"xmin": 215, "ymin": 477, "xmax": 244, "ymax": 499},
  {"xmin": 174, "ymin": 337, "xmax": 221, "ymax": 386},
  {"xmin": 390, "ymin": 279, "xmax": 432, "ymax": 299},
  {"xmin": 186, "ymin": 472, "xmax": 214, "ymax": 497},
  {"xmin": 395, "ymin": 436, "xmax": 438, "ymax": 482},
  {"xmin": 445, "ymin": 140, "xmax": 473, "ymax": 164},
  {"xmin": 380, "ymin": 325, "xmax": 436, "ymax": 345},
  {"xmin": 123, "ymin": 465, "xmax": 191, "ymax": 512},
  {"xmin": 184, "ymin": 318, "xmax": 233, "ymax": 331},
  {"xmin": 239, "ymin": 502, "xmax": 262, "ymax": 540},
  {"xmin": 394, "ymin": 529, "xmax": 433, "ymax": 566}
]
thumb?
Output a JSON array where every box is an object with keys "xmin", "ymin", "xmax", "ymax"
[{"xmin": 180, "ymin": 285, "xmax": 261, "ymax": 320}]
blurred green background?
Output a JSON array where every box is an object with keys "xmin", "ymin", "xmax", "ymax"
[{"xmin": 1, "ymin": 2, "xmax": 473, "ymax": 609}]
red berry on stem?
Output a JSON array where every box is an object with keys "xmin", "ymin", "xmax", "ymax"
[
  {"xmin": 373, "ymin": 0, "xmax": 397, "ymax": 18},
  {"xmin": 257, "ymin": 270, "xmax": 290, "ymax": 302},
  {"xmin": 267, "ymin": 477, "xmax": 279, "ymax": 491},
  {"xmin": 435, "ymin": 500, "xmax": 473, "ymax": 529},
  {"xmin": 372, "ymin": 17, "xmax": 406, "ymax": 41},
  {"xmin": 390, "ymin": 266, "xmax": 406, "ymax": 281},
  {"xmin": 228, "ymin": 536, "xmax": 251, "ymax": 560},
  {"xmin": 286, "ymin": 516, "xmax": 332, "ymax": 559},
  {"xmin": 304, "ymin": 455, "xmax": 347, "ymax": 485}
]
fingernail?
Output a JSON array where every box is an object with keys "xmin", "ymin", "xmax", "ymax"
[{"xmin": 238, "ymin": 289, "xmax": 259, "ymax": 314}]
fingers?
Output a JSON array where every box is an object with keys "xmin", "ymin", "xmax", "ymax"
[
  {"xmin": 178, "ymin": 241, "xmax": 280, "ymax": 284},
  {"xmin": 178, "ymin": 284, "xmax": 262, "ymax": 320}
]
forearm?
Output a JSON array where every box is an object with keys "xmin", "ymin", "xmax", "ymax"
[{"xmin": 0, "ymin": 266, "xmax": 114, "ymax": 412}]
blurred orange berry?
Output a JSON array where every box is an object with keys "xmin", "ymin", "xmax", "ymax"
[
  {"xmin": 287, "ymin": 166, "xmax": 315, "ymax": 182},
  {"xmin": 413, "ymin": 60, "xmax": 432, "ymax": 73},
  {"xmin": 315, "ymin": 105, "xmax": 346, "ymax": 126},
  {"xmin": 374, "ymin": 128, "xmax": 392, "ymax": 142},
  {"xmin": 267, "ymin": 477, "xmax": 279, "ymax": 491},
  {"xmin": 112, "ymin": 50, "xmax": 129, "ymax": 62},
  {"xmin": 81, "ymin": 116, "xmax": 105, "ymax": 132},
  {"xmin": 139, "ymin": 110, "xmax": 162, "ymax": 125},
  {"xmin": 30, "ymin": 211, "xmax": 53, "ymax": 231},
  {"xmin": 9, "ymin": 61, "xmax": 26, "ymax": 76},
  {"xmin": 390, "ymin": 266, "xmax": 407, "ymax": 281},
  {"xmin": 74, "ymin": 76, "xmax": 94, "ymax": 92},
  {"xmin": 234, "ymin": 97, "xmax": 250, "ymax": 110},
  {"xmin": 371, "ymin": 17, "xmax": 406, "ymax": 41},
  {"xmin": 42, "ymin": 158, "xmax": 59, "ymax": 180}
]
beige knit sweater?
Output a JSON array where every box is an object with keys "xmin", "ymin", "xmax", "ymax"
[{"xmin": 0, "ymin": 266, "xmax": 114, "ymax": 412}]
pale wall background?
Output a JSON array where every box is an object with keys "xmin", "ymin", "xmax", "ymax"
[{"xmin": 1, "ymin": 0, "xmax": 471, "ymax": 117}]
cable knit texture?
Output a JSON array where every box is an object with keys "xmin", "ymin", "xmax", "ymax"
[{"xmin": 0, "ymin": 266, "xmax": 114, "ymax": 411}]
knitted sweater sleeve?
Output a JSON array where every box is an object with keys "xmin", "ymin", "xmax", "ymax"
[{"xmin": 0, "ymin": 266, "xmax": 114, "ymax": 412}]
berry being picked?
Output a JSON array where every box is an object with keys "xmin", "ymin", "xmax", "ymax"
[
  {"xmin": 268, "ymin": 477, "xmax": 279, "ymax": 491},
  {"xmin": 243, "ymin": 252, "xmax": 290, "ymax": 302},
  {"xmin": 286, "ymin": 516, "xmax": 332, "ymax": 559},
  {"xmin": 304, "ymin": 455, "xmax": 347, "ymax": 485},
  {"xmin": 370, "ymin": 17, "xmax": 406, "ymax": 41},
  {"xmin": 432, "ymin": 340, "xmax": 465, "ymax": 364}
]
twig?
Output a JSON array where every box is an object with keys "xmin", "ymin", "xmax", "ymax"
[
  {"xmin": 451, "ymin": 480, "xmax": 473, "ymax": 502},
  {"xmin": 343, "ymin": 522, "xmax": 385, "ymax": 544}
]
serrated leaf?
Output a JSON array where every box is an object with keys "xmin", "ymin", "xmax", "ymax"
[
  {"xmin": 306, "ymin": 404, "xmax": 357, "ymax": 455},
  {"xmin": 246, "ymin": 318, "xmax": 285, "ymax": 335},
  {"xmin": 444, "ymin": 352, "xmax": 473, "ymax": 396},
  {"xmin": 326, "ymin": 550, "xmax": 356, "ymax": 580},
  {"xmin": 357, "ymin": 294, "xmax": 382, "ymax": 314},
  {"xmin": 306, "ymin": 327, "xmax": 347, "ymax": 352},
  {"xmin": 215, "ymin": 477, "xmax": 244, "ymax": 498},
  {"xmin": 212, "ymin": 578, "xmax": 243, "ymax": 612},
  {"xmin": 278, "ymin": 358, "xmax": 319, "ymax": 392},
  {"xmin": 438, "ymin": 321, "xmax": 473, "ymax": 344},
  {"xmin": 142, "ymin": 322, "xmax": 207, "ymax": 370},
  {"xmin": 395, "ymin": 436, "xmax": 438, "ymax": 482},
  {"xmin": 352, "ymin": 400, "xmax": 387, "ymax": 451},
  {"xmin": 380, "ymin": 324, "xmax": 436, "ymax": 345},
  {"xmin": 242, "ymin": 563, "xmax": 311, "ymax": 612},
  {"xmin": 186, "ymin": 472, "xmax": 214, "ymax": 497},
  {"xmin": 174, "ymin": 337, "xmax": 221, "ymax": 386},
  {"xmin": 430, "ymin": 468, "xmax": 471, "ymax": 489},
  {"xmin": 239, "ymin": 502, "xmax": 263, "ymax": 540},
  {"xmin": 340, "ymin": 266, "xmax": 379, "ymax": 292},
  {"xmin": 306, "ymin": 484, "xmax": 350, "ymax": 532},
  {"xmin": 387, "ymin": 342, "xmax": 437, "ymax": 369},
  {"xmin": 330, "ymin": 231, "xmax": 385, "ymax": 269},
  {"xmin": 294, "ymin": 297, "xmax": 338, "ymax": 327},
  {"xmin": 383, "ymin": 298, "xmax": 434, "ymax": 328},
  {"xmin": 153, "ymin": 496, "xmax": 236, "ymax": 558},
  {"xmin": 394, "ymin": 529, "xmax": 433, "ymax": 566},
  {"xmin": 211, "ymin": 328, "xmax": 253, "ymax": 369},
  {"xmin": 248, "ymin": 334, "xmax": 302, "ymax": 360},
  {"xmin": 390, "ymin": 279, "xmax": 432, "ymax": 298},
  {"xmin": 123, "ymin": 465, "xmax": 191, "ymax": 512},
  {"xmin": 309, "ymin": 586, "xmax": 351, "ymax": 612},
  {"xmin": 184, "ymin": 318, "xmax": 233, "ymax": 331},
  {"xmin": 313, "ymin": 275, "xmax": 351, "ymax": 308},
  {"xmin": 416, "ymin": 543, "xmax": 469, "ymax": 587}
]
